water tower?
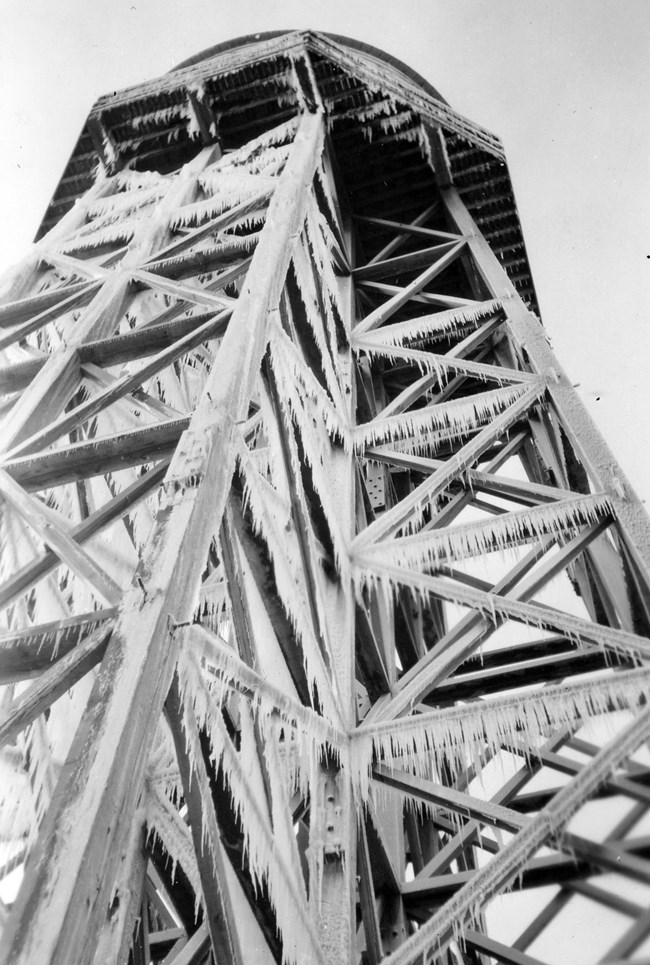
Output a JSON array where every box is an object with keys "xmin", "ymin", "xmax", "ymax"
[{"xmin": 2, "ymin": 30, "xmax": 650, "ymax": 965}]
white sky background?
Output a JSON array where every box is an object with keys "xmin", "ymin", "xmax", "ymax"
[{"xmin": 1, "ymin": 0, "xmax": 648, "ymax": 502}]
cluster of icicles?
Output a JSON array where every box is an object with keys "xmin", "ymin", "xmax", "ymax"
[
  {"xmin": 265, "ymin": 305, "xmax": 544, "ymax": 463},
  {"xmin": 356, "ymin": 493, "xmax": 614, "ymax": 568},
  {"xmin": 355, "ymin": 383, "xmax": 539, "ymax": 453},
  {"xmin": 138, "ymin": 622, "xmax": 650, "ymax": 965},
  {"xmin": 166, "ymin": 628, "xmax": 650, "ymax": 805},
  {"xmin": 352, "ymin": 559, "xmax": 650, "ymax": 664},
  {"xmin": 1, "ymin": 90, "xmax": 646, "ymax": 965},
  {"xmin": 326, "ymin": 76, "xmax": 433, "ymax": 160},
  {"xmin": 0, "ymin": 117, "xmax": 310, "ymax": 876},
  {"xmin": 146, "ymin": 637, "xmax": 331, "ymax": 965},
  {"xmin": 114, "ymin": 71, "xmax": 298, "ymax": 155}
]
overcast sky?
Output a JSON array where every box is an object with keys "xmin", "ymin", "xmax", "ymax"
[{"xmin": 1, "ymin": 0, "xmax": 648, "ymax": 502}]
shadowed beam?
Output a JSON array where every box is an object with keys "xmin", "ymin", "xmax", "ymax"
[
  {"xmin": 0, "ymin": 624, "xmax": 113, "ymax": 748},
  {"xmin": 165, "ymin": 676, "xmax": 242, "ymax": 965},
  {"xmin": 0, "ymin": 609, "xmax": 117, "ymax": 684}
]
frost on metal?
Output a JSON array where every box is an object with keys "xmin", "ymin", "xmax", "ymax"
[{"xmin": 1, "ymin": 29, "xmax": 650, "ymax": 965}]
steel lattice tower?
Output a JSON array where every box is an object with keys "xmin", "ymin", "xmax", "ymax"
[{"xmin": 2, "ymin": 29, "xmax": 650, "ymax": 965}]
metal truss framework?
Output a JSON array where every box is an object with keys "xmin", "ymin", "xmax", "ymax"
[{"xmin": 1, "ymin": 30, "xmax": 650, "ymax": 965}]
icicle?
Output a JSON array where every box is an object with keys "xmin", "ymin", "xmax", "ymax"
[
  {"xmin": 264, "ymin": 715, "xmax": 309, "ymax": 886},
  {"xmin": 60, "ymin": 219, "xmax": 138, "ymax": 253},
  {"xmin": 360, "ymin": 493, "xmax": 614, "ymax": 570},
  {"xmin": 291, "ymin": 229, "xmax": 346, "ymax": 406},
  {"xmin": 114, "ymin": 168, "xmax": 169, "ymax": 195},
  {"xmin": 267, "ymin": 328, "xmax": 352, "ymax": 577},
  {"xmin": 303, "ymin": 195, "xmax": 345, "ymax": 323},
  {"xmin": 172, "ymin": 193, "xmax": 269, "ymax": 230},
  {"xmin": 131, "ymin": 104, "xmax": 186, "ymax": 132},
  {"xmin": 209, "ymin": 117, "xmax": 297, "ymax": 174},
  {"xmin": 184, "ymin": 623, "xmax": 344, "ymax": 752},
  {"xmin": 147, "ymin": 718, "xmax": 182, "ymax": 802},
  {"xmin": 238, "ymin": 446, "xmax": 292, "ymax": 531},
  {"xmin": 180, "ymin": 649, "xmax": 328, "ymax": 965},
  {"xmin": 354, "ymin": 300, "xmax": 503, "ymax": 349},
  {"xmin": 353, "ymin": 559, "xmax": 650, "ymax": 665},
  {"xmin": 268, "ymin": 323, "xmax": 349, "ymax": 447},
  {"xmin": 355, "ymin": 384, "xmax": 535, "ymax": 454},
  {"xmin": 352, "ymin": 665, "xmax": 650, "ymax": 797},
  {"xmin": 151, "ymin": 236, "xmax": 259, "ymax": 275},
  {"xmin": 313, "ymin": 167, "xmax": 341, "ymax": 246},
  {"xmin": 145, "ymin": 786, "xmax": 203, "ymax": 903},
  {"xmin": 101, "ymin": 129, "xmax": 119, "ymax": 170},
  {"xmin": 334, "ymin": 96, "xmax": 400, "ymax": 126},
  {"xmin": 355, "ymin": 108, "xmax": 419, "ymax": 146},
  {"xmin": 235, "ymin": 433, "xmax": 345, "ymax": 727},
  {"xmin": 354, "ymin": 339, "xmax": 536, "ymax": 388},
  {"xmin": 198, "ymin": 168, "xmax": 277, "ymax": 194},
  {"xmin": 83, "ymin": 184, "xmax": 165, "ymax": 225},
  {"xmin": 256, "ymin": 382, "xmax": 292, "ymax": 499}
]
